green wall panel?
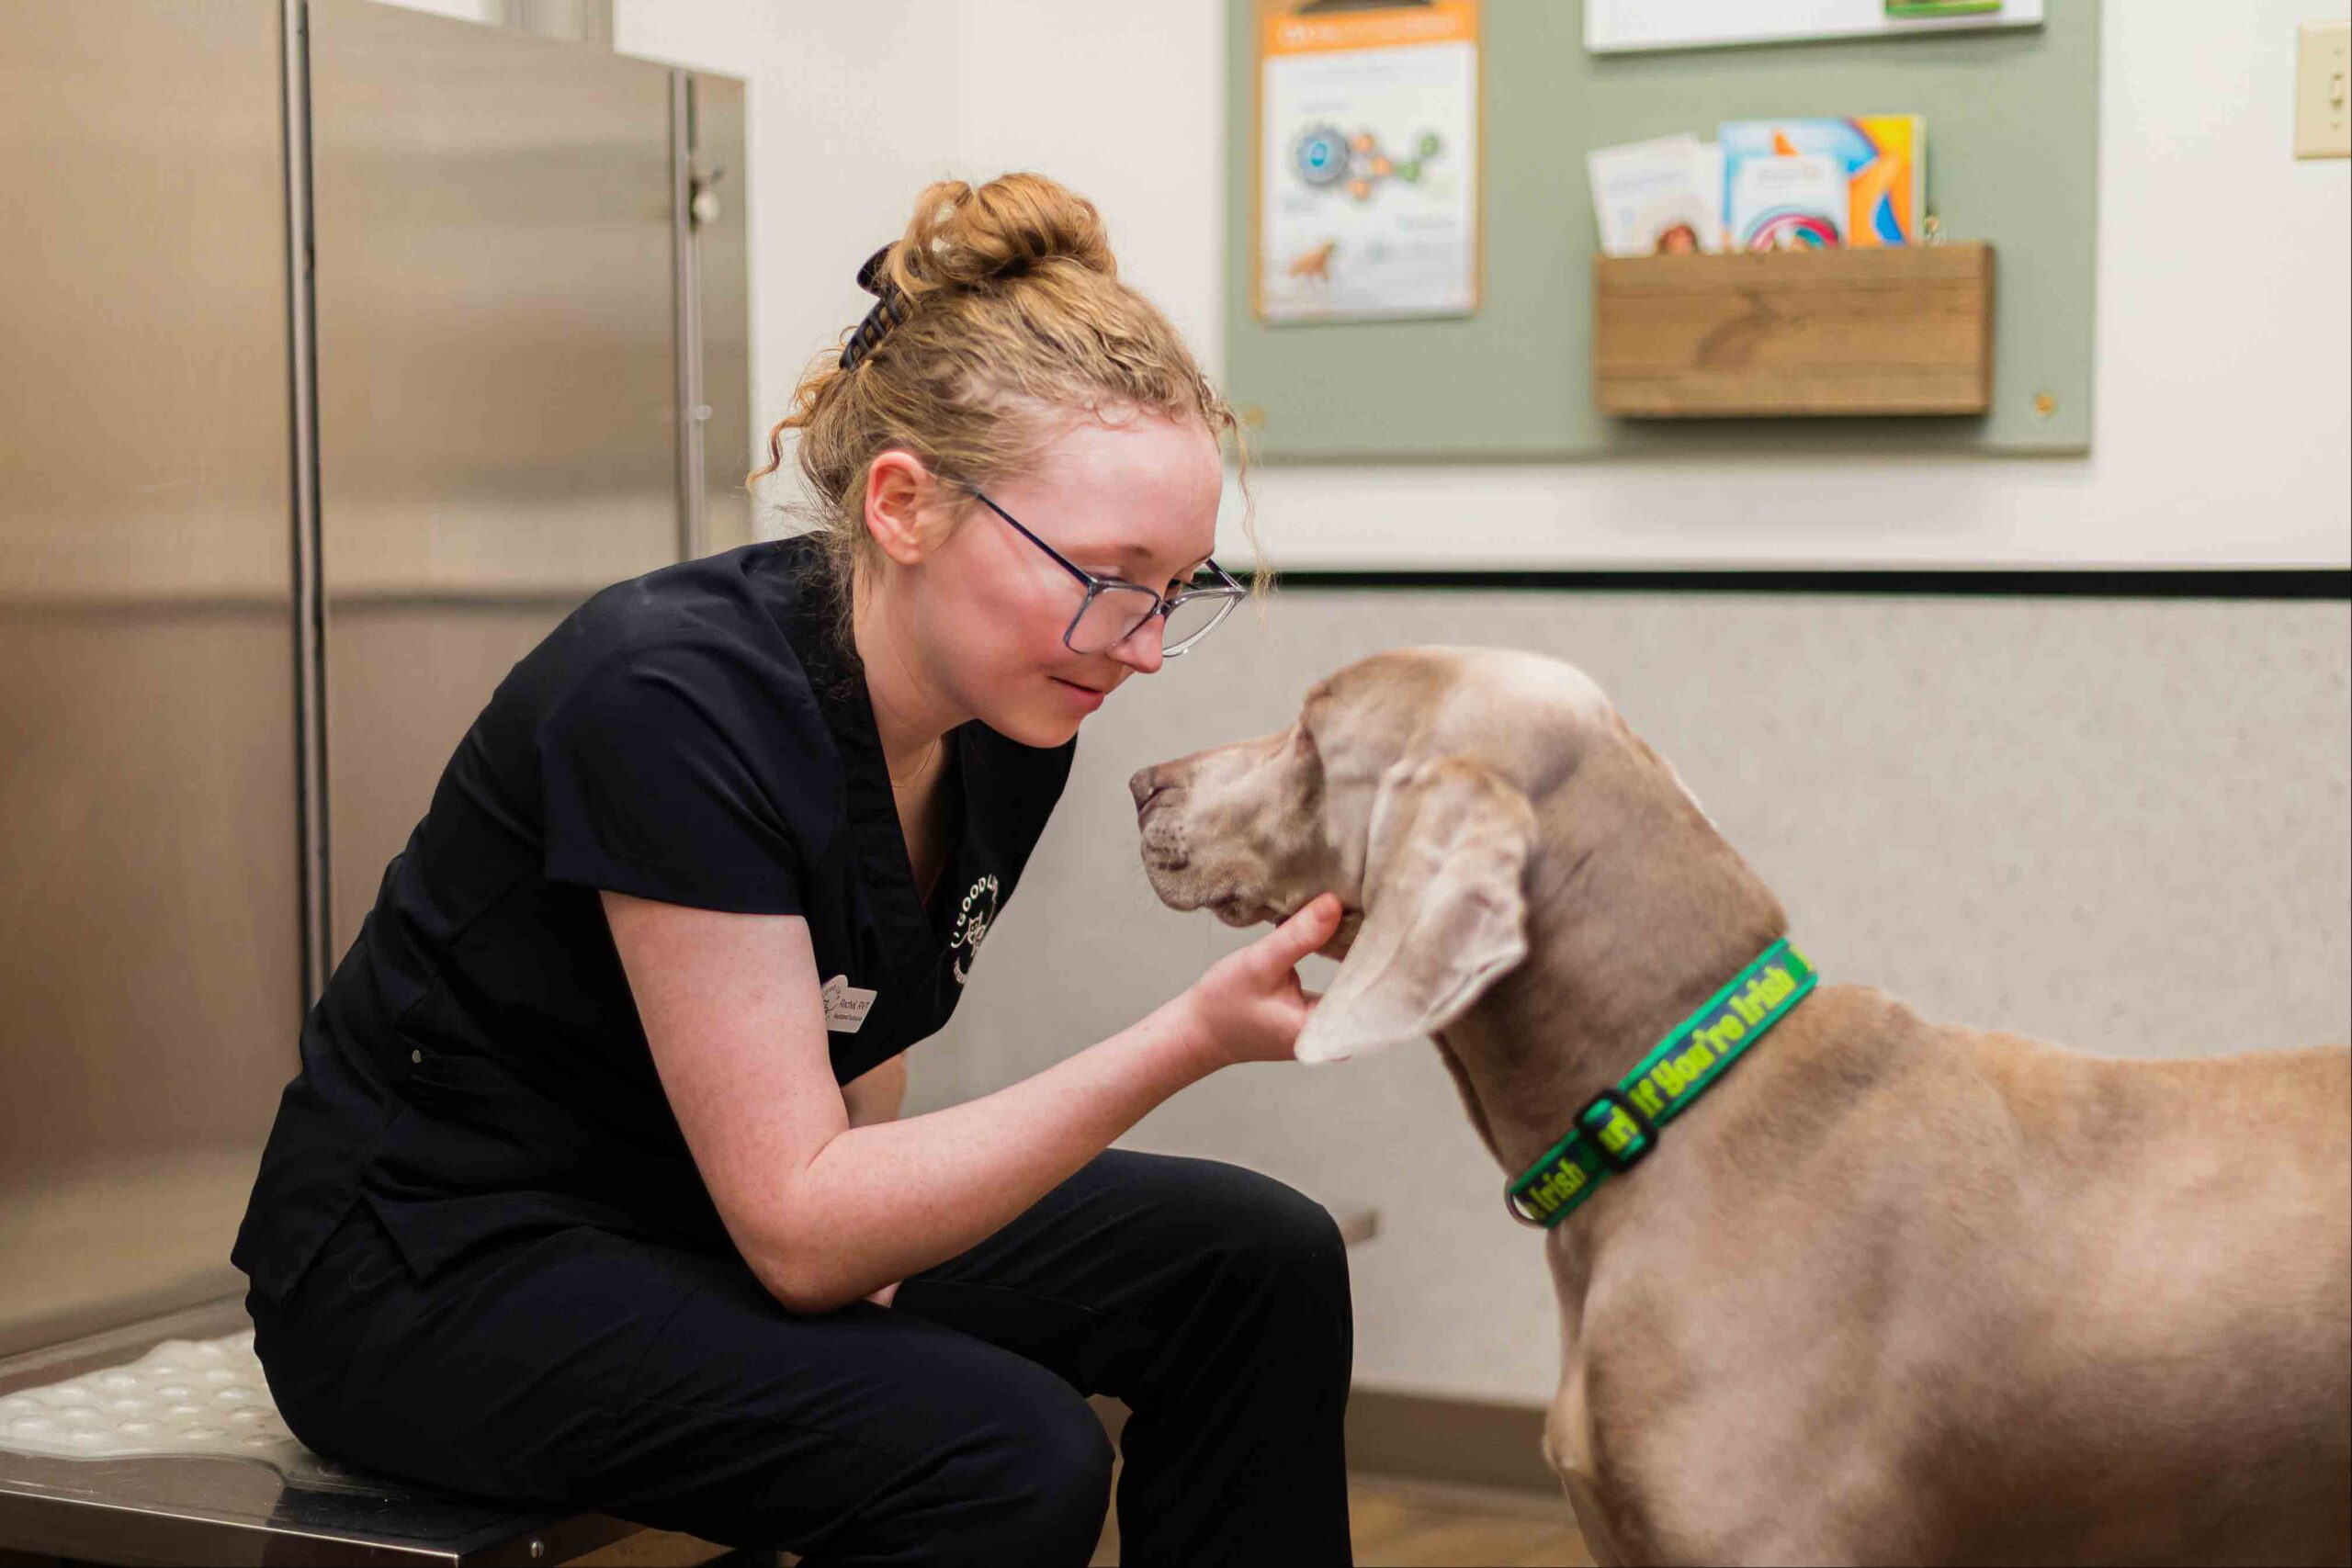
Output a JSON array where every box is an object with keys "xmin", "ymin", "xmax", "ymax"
[{"xmin": 1224, "ymin": 0, "xmax": 2099, "ymax": 459}]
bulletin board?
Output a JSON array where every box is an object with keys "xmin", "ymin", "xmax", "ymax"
[{"xmin": 1224, "ymin": 0, "xmax": 2100, "ymax": 460}]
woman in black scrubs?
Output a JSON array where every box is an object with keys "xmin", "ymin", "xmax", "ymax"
[{"xmin": 231, "ymin": 173, "xmax": 1353, "ymax": 1566}]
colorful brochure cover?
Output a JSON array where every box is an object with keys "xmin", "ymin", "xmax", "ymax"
[
  {"xmin": 1726, "ymin": 152, "xmax": 1846, "ymax": 251},
  {"xmin": 1719, "ymin": 117, "xmax": 1926, "ymax": 249}
]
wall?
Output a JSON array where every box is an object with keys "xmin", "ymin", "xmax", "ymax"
[{"xmin": 952, "ymin": 0, "xmax": 2350, "ymax": 570}]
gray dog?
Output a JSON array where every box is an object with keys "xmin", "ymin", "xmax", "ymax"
[{"xmin": 1131, "ymin": 645, "xmax": 2351, "ymax": 1567}]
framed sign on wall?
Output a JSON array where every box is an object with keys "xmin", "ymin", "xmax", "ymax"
[
  {"xmin": 1585, "ymin": 0, "xmax": 2045, "ymax": 55},
  {"xmin": 1253, "ymin": 0, "xmax": 1483, "ymax": 324}
]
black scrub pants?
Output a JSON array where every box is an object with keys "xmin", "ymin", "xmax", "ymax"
[{"xmin": 247, "ymin": 1150, "xmax": 1354, "ymax": 1566}]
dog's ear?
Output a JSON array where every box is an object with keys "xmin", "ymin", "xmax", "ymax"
[{"xmin": 1295, "ymin": 755, "xmax": 1534, "ymax": 1063}]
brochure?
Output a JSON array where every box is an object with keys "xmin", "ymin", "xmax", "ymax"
[
  {"xmin": 1720, "ymin": 117, "xmax": 1926, "ymax": 248},
  {"xmin": 1588, "ymin": 134, "xmax": 1724, "ymax": 256}
]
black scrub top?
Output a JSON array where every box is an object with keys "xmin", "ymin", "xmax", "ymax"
[{"xmin": 231, "ymin": 535, "xmax": 1074, "ymax": 1309}]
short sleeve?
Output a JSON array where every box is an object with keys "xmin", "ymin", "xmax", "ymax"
[{"xmin": 537, "ymin": 643, "xmax": 809, "ymax": 914}]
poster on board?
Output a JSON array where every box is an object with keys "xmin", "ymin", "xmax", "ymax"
[
  {"xmin": 1255, "ymin": 0, "xmax": 1480, "ymax": 324},
  {"xmin": 1585, "ymin": 0, "xmax": 2043, "ymax": 54}
]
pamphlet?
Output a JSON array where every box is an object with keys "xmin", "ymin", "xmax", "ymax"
[
  {"xmin": 1720, "ymin": 117, "xmax": 1926, "ymax": 248},
  {"xmin": 1588, "ymin": 134, "xmax": 1724, "ymax": 256},
  {"xmin": 1726, "ymin": 152, "xmax": 1847, "ymax": 250}
]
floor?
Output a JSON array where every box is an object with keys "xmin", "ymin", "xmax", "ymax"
[{"xmin": 572, "ymin": 1472, "xmax": 1594, "ymax": 1566}]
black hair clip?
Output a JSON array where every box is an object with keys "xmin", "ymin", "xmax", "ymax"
[{"xmin": 839, "ymin": 245, "xmax": 910, "ymax": 371}]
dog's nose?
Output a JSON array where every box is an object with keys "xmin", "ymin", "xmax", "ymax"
[{"xmin": 1128, "ymin": 765, "xmax": 1167, "ymax": 812}]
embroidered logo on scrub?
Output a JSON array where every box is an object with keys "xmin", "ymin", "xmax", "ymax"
[
  {"xmin": 947, "ymin": 873, "xmax": 1001, "ymax": 985},
  {"xmin": 821, "ymin": 974, "xmax": 877, "ymax": 1034}
]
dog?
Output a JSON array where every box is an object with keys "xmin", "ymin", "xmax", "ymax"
[
  {"xmin": 1287, "ymin": 241, "xmax": 1338, "ymax": 281},
  {"xmin": 1131, "ymin": 646, "xmax": 2351, "ymax": 1566}
]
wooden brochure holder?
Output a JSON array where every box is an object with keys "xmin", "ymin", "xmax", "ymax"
[{"xmin": 1592, "ymin": 243, "xmax": 1995, "ymax": 418}]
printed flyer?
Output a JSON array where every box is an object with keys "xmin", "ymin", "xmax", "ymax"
[{"xmin": 1256, "ymin": 0, "xmax": 1480, "ymax": 323}]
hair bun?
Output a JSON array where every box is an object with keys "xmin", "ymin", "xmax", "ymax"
[{"xmin": 884, "ymin": 174, "xmax": 1116, "ymax": 301}]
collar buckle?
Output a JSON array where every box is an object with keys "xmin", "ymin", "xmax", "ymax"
[{"xmin": 1577, "ymin": 1086, "xmax": 1657, "ymax": 1173}]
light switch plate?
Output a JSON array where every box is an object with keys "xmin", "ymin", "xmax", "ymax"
[{"xmin": 2297, "ymin": 19, "xmax": 2350, "ymax": 159}]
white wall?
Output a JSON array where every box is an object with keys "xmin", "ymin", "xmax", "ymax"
[
  {"xmin": 957, "ymin": 0, "xmax": 2352, "ymax": 570},
  {"xmin": 949, "ymin": 4, "xmax": 1228, "ymax": 387}
]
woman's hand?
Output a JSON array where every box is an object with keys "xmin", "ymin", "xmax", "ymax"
[
  {"xmin": 1177, "ymin": 893, "xmax": 1344, "ymax": 1068},
  {"xmin": 606, "ymin": 889, "xmax": 1343, "ymax": 1317}
]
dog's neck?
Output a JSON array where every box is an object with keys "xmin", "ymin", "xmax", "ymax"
[{"xmin": 1440, "ymin": 730, "xmax": 1790, "ymax": 1184}]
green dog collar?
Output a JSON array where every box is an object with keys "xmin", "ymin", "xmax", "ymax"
[{"xmin": 1506, "ymin": 939, "xmax": 1818, "ymax": 1228}]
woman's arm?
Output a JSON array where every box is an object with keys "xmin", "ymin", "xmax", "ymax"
[
  {"xmin": 841, "ymin": 1053, "xmax": 906, "ymax": 1128},
  {"xmin": 840, "ymin": 1054, "xmax": 909, "ymax": 1306},
  {"xmin": 602, "ymin": 888, "xmax": 1340, "ymax": 1315}
]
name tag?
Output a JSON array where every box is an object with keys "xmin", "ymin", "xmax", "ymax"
[{"xmin": 821, "ymin": 974, "xmax": 877, "ymax": 1034}]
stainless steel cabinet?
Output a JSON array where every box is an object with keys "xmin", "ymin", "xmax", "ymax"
[
  {"xmin": 309, "ymin": 0, "xmax": 685, "ymax": 957},
  {"xmin": 0, "ymin": 0, "xmax": 306, "ymax": 1358},
  {"xmin": 0, "ymin": 0, "xmax": 748, "ymax": 1355}
]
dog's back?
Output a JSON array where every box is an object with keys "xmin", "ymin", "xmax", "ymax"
[
  {"xmin": 1579, "ymin": 991, "xmax": 2352, "ymax": 1565},
  {"xmin": 1930, "ymin": 1029, "xmax": 2351, "ymax": 1566}
]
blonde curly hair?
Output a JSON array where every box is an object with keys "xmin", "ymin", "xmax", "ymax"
[{"xmin": 749, "ymin": 173, "xmax": 1260, "ymax": 625}]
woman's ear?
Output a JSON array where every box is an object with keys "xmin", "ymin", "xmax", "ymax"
[
  {"xmin": 1294, "ymin": 755, "xmax": 1535, "ymax": 1063},
  {"xmin": 862, "ymin": 450, "xmax": 939, "ymax": 566}
]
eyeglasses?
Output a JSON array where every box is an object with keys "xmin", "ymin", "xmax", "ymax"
[{"xmin": 965, "ymin": 487, "xmax": 1245, "ymax": 659}]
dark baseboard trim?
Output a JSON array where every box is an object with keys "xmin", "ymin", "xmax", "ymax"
[
  {"xmin": 1239, "ymin": 568, "xmax": 2350, "ymax": 600},
  {"xmin": 1343, "ymin": 1388, "xmax": 1557, "ymax": 1493}
]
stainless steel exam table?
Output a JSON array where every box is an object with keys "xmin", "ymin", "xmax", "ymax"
[{"xmin": 0, "ymin": 1296, "xmax": 643, "ymax": 1567}]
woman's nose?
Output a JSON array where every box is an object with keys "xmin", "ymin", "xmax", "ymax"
[{"xmin": 1105, "ymin": 613, "xmax": 1165, "ymax": 674}]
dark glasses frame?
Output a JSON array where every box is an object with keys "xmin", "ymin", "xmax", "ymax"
[{"xmin": 964, "ymin": 486, "xmax": 1245, "ymax": 659}]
